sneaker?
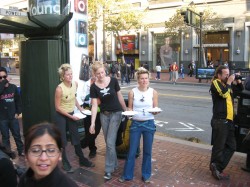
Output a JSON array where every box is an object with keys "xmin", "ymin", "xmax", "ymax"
[
  {"xmin": 210, "ymin": 163, "xmax": 229, "ymax": 180},
  {"xmin": 142, "ymin": 177, "xmax": 150, "ymax": 183},
  {"xmin": 118, "ymin": 177, "xmax": 125, "ymax": 183},
  {"xmin": 218, "ymin": 172, "xmax": 230, "ymax": 180},
  {"xmin": 89, "ymin": 150, "xmax": 96, "ymax": 158},
  {"xmin": 79, "ymin": 157, "xmax": 95, "ymax": 167},
  {"xmin": 62, "ymin": 162, "xmax": 74, "ymax": 173},
  {"xmin": 104, "ymin": 172, "xmax": 112, "ymax": 180}
]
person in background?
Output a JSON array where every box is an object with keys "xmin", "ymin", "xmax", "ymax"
[
  {"xmin": 168, "ymin": 63, "xmax": 172, "ymax": 81},
  {"xmin": 18, "ymin": 122, "xmax": 78, "ymax": 187},
  {"xmin": 244, "ymin": 75, "xmax": 250, "ymax": 91},
  {"xmin": 171, "ymin": 62, "xmax": 178, "ymax": 84},
  {"xmin": 89, "ymin": 61, "xmax": 127, "ymax": 180},
  {"xmin": 120, "ymin": 62, "xmax": 127, "ymax": 85},
  {"xmin": 143, "ymin": 62, "xmax": 149, "ymax": 71},
  {"xmin": 0, "ymin": 67, "xmax": 24, "ymax": 156},
  {"xmin": 188, "ymin": 61, "xmax": 194, "ymax": 77},
  {"xmin": 54, "ymin": 64, "xmax": 94, "ymax": 173},
  {"xmin": 0, "ymin": 144, "xmax": 17, "ymax": 187},
  {"xmin": 119, "ymin": 67, "xmax": 159, "ymax": 183},
  {"xmin": 126, "ymin": 63, "xmax": 131, "ymax": 85},
  {"xmin": 179, "ymin": 64, "xmax": 185, "ymax": 79},
  {"xmin": 155, "ymin": 63, "xmax": 161, "ymax": 80},
  {"xmin": 209, "ymin": 65, "xmax": 243, "ymax": 180},
  {"xmin": 78, "ymin": 76, "xmax": 102, "ymax": 158},
  {"xmin": 79, "ymin": 54, "xmax": 89, "ymax": 81},
  {"xmin": 130, "ymin": 62, "xmax": 135, "ymax": 79}
]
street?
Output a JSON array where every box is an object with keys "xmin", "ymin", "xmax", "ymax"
[
  {"xmin": 9, "ymin": 74, "xmax": 213, "ymax": 144},
  {"xmin": 120, "ymin": 81, "xmax": 212, "ymax": 144}
]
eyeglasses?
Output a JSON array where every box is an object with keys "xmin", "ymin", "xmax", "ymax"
[
  {"xmin": 140, "ymin": 96, "xmax": 145, "ymax": 102},
  {"xmin": 29, "ymin": 147, "xmax": 60, "ymax": 157},
  {"xmin": 0, "ymin": 76, "xmax": 7, "ymax": 80}
]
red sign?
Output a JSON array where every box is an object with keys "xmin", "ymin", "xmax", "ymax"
[{"xmin": 117, "ymin": 35, "xmax": 137, "ymax": 51}]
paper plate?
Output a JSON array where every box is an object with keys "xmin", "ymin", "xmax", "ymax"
[
  {"xmin": 73, "ymin": 113, "xmax": 86, "ymax": 119},
  {"xmin": 122, "ymin": 111, "xmax": 138, "ymax": 116},
  {"xmin": 147, "ymin": 107, "xmax": 163, "ymax": 113},
  {"xmin": 82, "ymin": 110, "xmax": 91, "ymax": 115}
]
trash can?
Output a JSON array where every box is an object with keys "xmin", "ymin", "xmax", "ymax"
[{"xmin": 235, "ymin": 90, "xmax": 250, "ymax": 152}]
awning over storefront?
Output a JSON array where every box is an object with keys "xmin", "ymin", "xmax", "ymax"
[
  {"xmin": 193, "ymin": 43, "xmax": 229, "ymax": 48},
  {"xmin": 0, "ymin": 7, "xmax": 72, "ymax": 38}
]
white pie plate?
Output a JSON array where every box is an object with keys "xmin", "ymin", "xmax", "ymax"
[
  {"xmin": 147, "ymin": 107, "xmax": 163, "ymax": 113},
  {"xmin": 122, "ymin": 111, "xmax": 138, "ymax": 116},
  {"xmin": 82, "ymin": 110, "xmax": 91, "ymax": 115},
  {"xmin": 73, "ymin": 113, "xmax": 86, "ymax": 119}
]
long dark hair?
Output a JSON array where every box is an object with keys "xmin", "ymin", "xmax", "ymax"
[
  {"xmin": 212, "ymin": 65, "xmax": 229, "ymax": 81},
  {"xmin": 24, "ymin": 122, "xmax": 62, "ymax": 154}
]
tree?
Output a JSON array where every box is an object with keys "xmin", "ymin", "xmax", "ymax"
[
  {"xmin": 88, "ymin": 0, "xmax": 144, "ymax": 63},
  {"xmin": 165, "ymin": 3, "xmax": 224, "ymax": 40}
]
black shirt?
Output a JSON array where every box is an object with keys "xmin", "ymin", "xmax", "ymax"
[
  {"xmin": 18, "ymin": 166, "xmax": 78, "ymax": 187},
  {"xmin": 0, "ymin": 80, "xmax": 21, "ymax": 120},
  {"xmin": 90, "ymin": 77, "xmax": 122, "ymax": 112}
]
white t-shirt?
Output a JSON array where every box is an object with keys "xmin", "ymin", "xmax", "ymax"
[
  {"xmin": 156, "ymin": 65, "xmax": 161, "ymax": 72},
  {"xmin": 132, "ymin": 87, "xmax": 154, "ymax": 121}
]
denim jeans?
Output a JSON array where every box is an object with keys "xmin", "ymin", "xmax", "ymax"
[
  {"xmin": 121, "ymin": 74, "xmax": 126, "ymax": 84},
  {"xmin": 156, "ymin": 72, "xmax": 160, "ymax": 79},
  {"xmin": 100, "ymin": 111, "xmax": 122, "ymax": 173},
  {"xmin": 210, "ymin": 119, "xmax": 236, "ymax": 172},
  {"xmin": 0, "ymin": 119, "xmax": 24, "ymax": 154},
  {"xmin": 122, "ymin": 120, "xmax": 156, "ymax": 180}
]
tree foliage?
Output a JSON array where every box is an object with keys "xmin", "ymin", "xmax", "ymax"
[
  {"xmin": 88, "ymin": 0, "xmax": 144, "ymax": 63},
  {"xmin": 164, "ymin": 3, "xmax": 224, "ymax": 37}
]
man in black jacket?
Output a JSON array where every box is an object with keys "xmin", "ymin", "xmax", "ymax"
[
  {"xmin": 0, "ymin": 67, "xmax": 24, "ymax": 156},
  {"xmin": 209, "ymin": 65, "xmax": 243, "ymax": 180}
]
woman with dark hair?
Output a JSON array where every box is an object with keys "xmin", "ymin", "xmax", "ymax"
[
  {"xmin": 0, "ymin": 144, "xmax": 17, "ymax": 187},
  {"xmin": 18, "ymin": 122, "xmax": 78, "ymax": 187}
]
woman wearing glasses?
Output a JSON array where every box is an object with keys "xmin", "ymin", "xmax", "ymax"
[
  {"xmin": 18, "ymin": 122, "xmax": 78, "ymax": 187},
  {"xmin": 119, "ymin": 67, "xmax": 159, "ymax": 183}
]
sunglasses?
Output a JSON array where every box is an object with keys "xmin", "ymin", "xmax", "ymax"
[{"xmin": 0, "ymin": 76, "xmax": 7, "ymax": 80}]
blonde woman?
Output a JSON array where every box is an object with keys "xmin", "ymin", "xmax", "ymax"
[
  {"xmin": 89, "ymin": 61, "xmax": 127, "ymax": 180},
  {"xmin": 119, "ymin": 67, "xmax": 159, "ymax": 183},
  {"xmin": 54, "ymin": 64, "xmax": 94, "ymax": 173}
]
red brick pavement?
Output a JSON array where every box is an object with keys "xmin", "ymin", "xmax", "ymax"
[{"xmin": 4, "ymin": 118, "xmax": 250, "ymax": 187}]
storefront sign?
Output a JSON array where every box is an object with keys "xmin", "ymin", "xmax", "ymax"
[{"xmin": 29, "ymin": 0, "xmax": 60, "ymax": 16}]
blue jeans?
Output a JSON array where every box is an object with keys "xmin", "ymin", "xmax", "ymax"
[
  {"xmin": 100, "ymin": 111, "xmax": 122, "ymax": 173},
  {"xmin": 156, "ymin": 72, "xmax": 161, "ymax": 79},
  {"xmin": 0, "ymin": 119, "xmax": 24, "ymax": 154},
  {"xmin": 121, "ymin": 74, "xmax": 126, "ymax": 84},
  {"xmin": 122, "ymin": 120, "xmax": 155, "ymax": 180}
]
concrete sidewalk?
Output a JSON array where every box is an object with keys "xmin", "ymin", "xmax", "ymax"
[{"xmin": 9, "ymin": 118, "xmax": 250, "ymax": 187}]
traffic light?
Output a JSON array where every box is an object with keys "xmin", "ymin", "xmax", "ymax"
[{"xmin": 181, "ymin": 10, "xmax": 190, "ymax": 25}]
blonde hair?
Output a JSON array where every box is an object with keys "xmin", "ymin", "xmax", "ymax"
[
  {"xmin": 135, "ymin": 67, "xmax": 150, "ymax": 80},
  {"xmin": 91, "ymin": 61, "xmax": 104, "ymax": 73},
  {"xmin": 58, "ymin": 63, "xmax": 72, "ymax": 81}
]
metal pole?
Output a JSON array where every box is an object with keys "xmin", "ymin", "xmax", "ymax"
[
  {"xmin": 199, "ymin": 12, "xmax": 203, "ymax": 68},
  {"xmin": 103, "ymin": 11, "xmax": 106, "ymax": 62}
]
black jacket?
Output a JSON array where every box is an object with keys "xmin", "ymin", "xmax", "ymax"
[
  {"xmin": 0, "ymin": 79, "xmax": 21, "ymax": 120},
  {"xmin": 18, "ymin": 166, "xmax": 78, "ymax": 187},
  {"xmin": 210, "ymin": 79, "xmax": 243, "ymax": 120}
]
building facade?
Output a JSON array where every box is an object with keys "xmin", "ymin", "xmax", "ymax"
[{"xmin": 97, "ymin": 0, "xmax": 250, "ymax": 72}]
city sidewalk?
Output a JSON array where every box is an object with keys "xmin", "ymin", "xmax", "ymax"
[{"xmin": 8, "ymin": 118, "xmax": 250, "ymax": 187}]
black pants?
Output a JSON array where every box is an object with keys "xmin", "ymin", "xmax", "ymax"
[
  {"xmin": 81, "ymin": 113, "xmax": 101, "ymax": 151},
  {"xmin": 210, "ymin": 119, "xmax": 236, "ymax": 172}
]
